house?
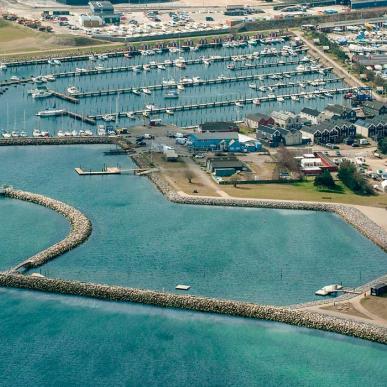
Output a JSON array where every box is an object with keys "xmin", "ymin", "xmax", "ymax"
[
  {"xmin": 206, "ymin": 156, "xmax": 247, "ymax": 177},
  {"xmin": 370, "ymin": 283, "xmax": 387, "ymax": 297},
  {"xmin": 187, "ymin": 132, "xmax": 239, "ymax": 151},
  {"xmin": 256, "ymin": 125, "xmax": 302, "ymax": 147},
  {"xmin": 320, "ymin": 104, "xmax": 357, "ymax": 121},
  {"xmin": 362, "ymin": 101, "xmax": 387, "ymax": 117},
  {"xmin": 300, "ymin": 120, "xmax": 356, "ymax": 144},
  {"xmin": 198, "ymin": 121, "xmax": 239, "ymax": 133},
  {"xmin": 270, "ymin": 111, "xmax": 302, "ymax": 129},
  {"xmin": 245, "ymin": 113, "xmax": 275, "ymax": 129},
  {"xmin": 188, "ymin": 132, "xmax": 261, "ymax": 152},
  {"xmin": 355, "ymin": 116, "xmax": 387, "ymax": 140},
  {"xmin": 299, "ymin": 107, "xmax": 321, "ymax": 125},
  {"xmin": 88, "ymin": 1, "xmax": 120, "ymax": 24}
]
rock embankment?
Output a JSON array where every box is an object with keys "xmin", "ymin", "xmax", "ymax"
[
  {"xmin": 0, "ymin": 136, "xmax": 113, "ymax": 146},
  {"xmin": 132, "ymin": 154, "xmax": 387, "ymax": 252},
  {"xmin": 3, "ymin": 188, "xmax": 92, "ymax": 270},
  {"xmin": 0, "ymin": 272, "xmax": 386, "ymax": 344}
]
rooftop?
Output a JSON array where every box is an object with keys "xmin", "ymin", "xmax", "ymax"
[
  {"xmin": 190, "ymin": 132, "xmax": 239, "ymax": 141},
  {"xmin": 301, "ymin": 119, "xmax": 354, "ymax": 134},
  {"xmin": 300, "ymin": 107, "xmax": 320, "ymax": 117},
  {"xmin": 199, "ymin": 121, "xmax": 239, "ymax": 132}
]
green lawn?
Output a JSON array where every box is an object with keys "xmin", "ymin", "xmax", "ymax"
[{"xmin": 222, "ymin": 178, "xmax": 387, "ymax": 207}]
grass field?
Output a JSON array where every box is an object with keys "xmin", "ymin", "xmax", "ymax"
[
  {"xmin": 222, "ymin": 178, "xmax": 387, "ymax": 207},
  {"xmin": 0, "ymin": 19, "xmax": 111, "ymax": 57}
]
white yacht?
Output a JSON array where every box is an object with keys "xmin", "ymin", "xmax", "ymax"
[
  {"xmin": 10, "ymin": 76, "xmax": 20, "ymax": 81},
  {"xmin": 252, "ymin": 98, "xmax": 261, "ymax": 105},
  {"xmin": 102, "ymin": 114, "xmax": 115, "ymax": 122},
  {"xmin": 165, "ymin": 109, "xmax": 174, "ymax": 115},
  {"xmin": 36, "ymin": 109, "xmax": 66, "ymax": 117},
  {"xmin": 57, "ymin": 130, "xmax": 65, "ymax": 137},
  {"xmin": 67, "ymin": 86, "xmax": 79, "ymax": 95},
  {"xmin": 142, "ymin": 88, "xmax": 152, "ymax": 95},
  {"xmin": 32, "ymin": 90, "xmax": 53, "ymax": 99}
]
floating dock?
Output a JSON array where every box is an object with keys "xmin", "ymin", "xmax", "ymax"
[{"xmin": 75, "ymin": 167, "xmax": 121, "ymax": 176}]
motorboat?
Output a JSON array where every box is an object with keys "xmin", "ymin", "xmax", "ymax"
[
  {"xmin": 291, "ymin": 95, "xmax": 300, "ymax": 101},
  {"xmin": 132, "ymin": 89, "xmax": 141, "ymax": 96},
  {"xmin": 252, "ymin": 98, "xmax": 261, "ymax": 105},
  {"xmin": 45, "ymin": 74, "xmax": 56, "ymax": 82},
  {"xmin": 192, "ymin": 76, "xmax": 201, "ymax": 83},
  {"xmin": 102, "ymin": 114, "xmax": 115, "ymax": 122},
  {"xmin": 177, "ymin": 84, "xmax": 185, "ymax": 91},
  {"xmin": 32, "ymin": 90, "xmax": 53, "ymax": 99},
  {"xmin": 57, "ymin": 130, "xmax": 65, "ymax": 137},
  {"xmin": 95, "ymin": 65, "xmax": 105, "ymax": 71},
  {"xmin": 53, "ymin": 59, "xmax": 61, "ymax": 65},
  {"xmin": 165, "ymin": 109, "xmax": 174, "ymax": 115},
  {"xmin": 1, "ymin": 131, "xmax": 11, "ymax": 138},
  {"xmin": 98, "ymin": 54, "xmax": 108, "ymax": 61},
  {"xmin": 157, "ymin": 64, "xmax": 166, "ymax": 70},
  {"xmin": 249, "ymin": 83, "xmax": 258, "ymax": 90},
  {"xmin": 145, "ymin": 104, "xmax": 157, "ymax": 111},
  {"xmin": 126, "ymin": 112, "xmax": 135, "ymax": 119},
  {"xmin": 164, "ymin": 90, "xmax": 179, "ymax": 99},
  {"xmin": 97, "ymin": 125, "xmax": 106, "ymax": 136},
  {"xmin": 142, "ymin": 88, "xmax": 152, "ymax": 95},
  {"xmin": 36, "ymin": 109, "xmax": 66, "ymax": 117},
  {"xmin": 162, "ymin": 79, "xmax": 177, "ymax": 87},
  {"xmin": 67, "ymin": 86, "xmax": 79, "ymax": 95},
  {"xmin": 277, "ymin": 96, "xmax": 284, "ymax": 102},
  {"xmin": 227, "ymin": 64, "xmax": 235, "ymax": 70},
  {"xmin": 143, "ymin": 64, "xmax": 151, "ymax": 71},
  {"xmin": 235, "ymin": 101, "xmax": 244, "ymax": 107},
  {"xmin": 0, "ymin": 63, "xmax": 7, "ymax": 70},
  {"xmin": 71, "ymin": 130, "xmax": 78, "ymax": 136},
  {"xmin": 89, "ymin": 55, "xmax": 97, "ymax": 61},
  {"xmin": 10, "ymin": 76, "xmax": 20, "ymax": 81}
]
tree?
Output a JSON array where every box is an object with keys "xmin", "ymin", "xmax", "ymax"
[
  {"xmin": 276, "ymin": 146, "xmax": 303, "ymax": 179},
  {"xmin": 184, "ymin": 169, "xmax": 194, "ymax": 184},
  {"xmin": 314, "ymin": 170, "xmax": 336, "ymax": 190},
  {"xmin": 229, "ymin": 174, "xmax": 239, "ymax": 188},
  {"xmin": 338, "ymin": 160, "xmax": 374, "ymax": 195},
  {"xmin": 378, "ymin": 138, "xmax": 387, "ymax": 155}
]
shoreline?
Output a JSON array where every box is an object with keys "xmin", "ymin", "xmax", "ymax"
[{"xmin": 0, "ymin": 152, "xmax": 386, "ymax": 344}]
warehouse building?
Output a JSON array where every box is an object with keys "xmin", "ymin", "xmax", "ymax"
[{"xmin": 351, "ymin": 0, "xmax": 387, "ymax": 9}]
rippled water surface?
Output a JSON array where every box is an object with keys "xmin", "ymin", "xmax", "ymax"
[
  {"xmin": 0, "ymin": 145, "xmax": 385, "ymax": 305},
  {"xmin": 0, "ymin": 288, "xmax": 386, "ymax": 387}
]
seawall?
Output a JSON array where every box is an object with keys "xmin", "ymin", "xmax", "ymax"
[
  {"xmin": 2, "ymin": 188, "xmax": 92, "ymax": 270},
  {"xmin": 0, "ymin": 272, "xmax": 386, "ymax": 344},
  {"xmin": 0, "ymin": 136, "xmax": 114, "ymax": 146}
]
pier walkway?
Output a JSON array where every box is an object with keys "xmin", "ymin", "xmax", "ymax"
[
  {"xmin": 0, "ymin": 48, "xmax": 308, "ymax": 88},
  {"xmin": 72, "ymin": 67, "xmax": 335, "ymax": 99},
  {"xmin": 91, "ymin": 86, "xmax": 356, "ymax": 120}
]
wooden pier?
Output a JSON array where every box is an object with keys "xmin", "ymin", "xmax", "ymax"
[
  {"xmin": 90, "ymin": 86, "xmax": 357, "ymax": 120},
  {"xmin": 75, "ymin": 167, "xmax": 121, "ymax": 176},
  {"xmin": 73, "ymin": 67, "xmax": 334, "ymax": 99},
  {"xmin": 0, "ymin": 48, "xmax": 308, "ymax": 88},
  {"xmin": 66, "ymin": 111, "xmax": 96, "ymax": 125},
  {"xmin": 50, "ymin": 90, "xmax": 80, "ymax": 104}
]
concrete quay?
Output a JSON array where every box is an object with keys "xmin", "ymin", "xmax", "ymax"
[
  {"xmin": 0, "ymin": 272, "xmax": 385, "ymax": 344},
  {"xmin": 2, "ymin": 188, "xmax": 92, "ymax": 271}
]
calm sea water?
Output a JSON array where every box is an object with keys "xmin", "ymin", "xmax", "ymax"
[
  {"xmin": 0, "ymin": 42, "xmax": 348, "ymax": 132},
  {"xmin": 1, "ymin": 145, "xmax": 387, "ymax": 385},
  {"xmin": 0, "ymin": 288, "xmax": 386, "ymax": 387},
  {"xmin": 0, "ymin": 145, "xmax": 385, "ymax": 305}
]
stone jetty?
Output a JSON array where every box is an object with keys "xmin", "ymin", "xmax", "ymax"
[
  {"xmin": 0, "ymin": 272, "xmax": 386, "ymax": 344},
  {"xmin": 2, "ymin": 188, "xmax": 92, "ymax": 270}
]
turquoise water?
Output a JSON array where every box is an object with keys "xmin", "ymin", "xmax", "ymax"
[
  {"xmin": 0, "ymin": 42, "xmax": 348, "ymax": 132},
  {"xmin": 0, "ymin": 288, "xmax": 386, "ymax": 386},
  {"xmin": 0, "ymin": 145, "xmax": 386, "ymax": 305},
  {"xmin": 0, "ymin": 198, "xmax": 68, "ymax": 270}
]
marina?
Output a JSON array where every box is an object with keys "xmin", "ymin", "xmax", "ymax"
[{"xmin": 0, "ymin": 38, "xmax": 351, "ymax": 135}]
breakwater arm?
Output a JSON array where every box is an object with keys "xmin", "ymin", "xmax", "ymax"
[
  {"xmin": 0, "ymin": 272, "xmax": 386, "ymax": 345},
  {"xmin": 2, "ymin": 188, "xmax": 92, "ymax": 271}
]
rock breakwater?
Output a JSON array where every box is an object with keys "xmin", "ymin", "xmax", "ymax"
[
  {"xmin": 2, "ymin": 188, "xmax": 92, "ymax": 270},
  {"xmin": 0, "ymin": 272, "xmax": 386, "ymax": 344}
]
